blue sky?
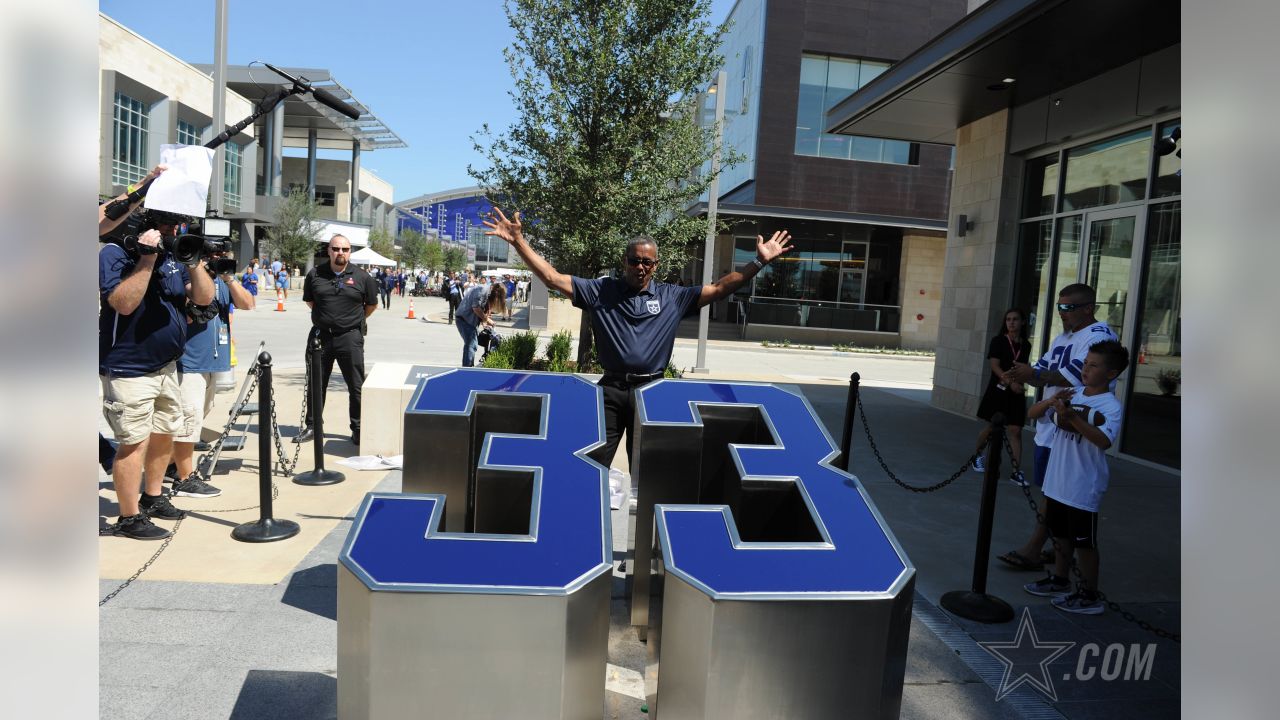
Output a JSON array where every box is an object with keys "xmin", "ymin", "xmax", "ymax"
[{"xmin": 100, "ymin": 0, "xmax": 739, "ymax": 202}]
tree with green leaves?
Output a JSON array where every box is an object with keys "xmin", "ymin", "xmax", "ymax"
[
  {"xmin": 423, "ymin": 239, "xmax": 444, "ymax": 274},
  {"xmin": 264, "ymin": 188, "xmax": 324, "ymax": 268},
  {"xmin": 368, "ymin": 225, "xmax": 396, "ymax": 259},
  {"xmin": 443, "ymin": 245, "xmax": 469, "ymax": 274},
  {"xmin": 398, "ymin": 229, "xmax": 428, "ymax": 270},
  {"xmin": 470, "ymin": 0, "xmax": 730, "ymax": 363}
]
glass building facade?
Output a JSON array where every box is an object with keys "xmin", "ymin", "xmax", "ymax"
[{"xmin": 1013, "ymin": 118, "xmax": 1181, "ymax": 468}]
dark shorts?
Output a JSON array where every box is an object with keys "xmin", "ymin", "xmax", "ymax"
[
  {"xmin": 1044, "ymin": 497, "xmax": 1098, "ymax": 550},
  {"xmin": 1033, "ymin": 444, "xmax": 1051, "ymax": 488}
]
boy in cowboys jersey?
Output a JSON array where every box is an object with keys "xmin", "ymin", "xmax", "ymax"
[{"xmin": 1022, "ymin": 339, "xmax": 1129, "ymax": 615}]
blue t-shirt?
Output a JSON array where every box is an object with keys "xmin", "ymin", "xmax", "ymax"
[
  {"xmin": 571, "ymin": 277, "xmax": 701, "ymax": 374},
  {"xmin": 99, "ymin": 243, "xmax": 191, "ymax": 377},
  {"xmin": 180, "ymin": 278, "xmax": 233, "ymax": 374}
]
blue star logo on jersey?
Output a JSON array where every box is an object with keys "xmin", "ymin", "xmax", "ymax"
[
  {"xmin": 979, "ymin": 608, "xmax": 1075, "ymax": 701},
  {"xmin": 646, "ymin": 299, "xmax": 660, "ymax": 314}
]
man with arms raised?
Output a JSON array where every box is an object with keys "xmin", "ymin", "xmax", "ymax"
[{"xmin": 484, "ymin": 207, "xmax": 792, "ymax": 466}]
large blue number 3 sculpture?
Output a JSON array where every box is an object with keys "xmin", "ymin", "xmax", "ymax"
[
  {"xmin": 341, "ymin": 370, "xmax": 612, "ymax": 594},
  {"xmin": 637, "ymin": 381, "xmax": 910, "ymax": 600}
]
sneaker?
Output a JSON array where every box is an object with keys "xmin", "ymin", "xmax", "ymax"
[
  {"xmin": 114, "ymin": 513, "xmax": 171, "ymax": 540},
  {"xmin": 1052, "ymin": 591, "xmax": 1105, "ymax": 615},
  {"xmin": 1024, "ymin": 574, "xmax": 1070, "ymax": 597},
  {"xmin": 139, "ymin": 493, "xmax": 186, "ymax": 520},
  {"xmin": 972, "ymin": 455, "xmax": 986, "ymax": 473},
  {"xmin": 172, "ymin": 476, "xmax": 222, "ymax": 498},
  {"xmin": 1009, "ymin": 470, "xmax": 1028, "ymax": 487}
]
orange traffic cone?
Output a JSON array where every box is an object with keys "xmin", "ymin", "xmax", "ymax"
[
  {"xmin": 275, "ymin": 289, "xmax": 285, "ymax": 312},
  {"xmin": 405, "ymin": 298, "xmax": 416, "ymax": 319}
]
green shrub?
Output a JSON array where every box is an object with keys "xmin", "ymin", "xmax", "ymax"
[
  {"xmin": 544, "ymin": 330, "xmax": 574, "ymax": 373},
  {"xmin": 664, "ymin": 362, "xmax": 684, "ymax": 379},
  {"xmin": 481, "ymin": 345, "xmax": 513, "ymax": 368},
  {"xmin": 505, "ymin": 330, "xmax": 540, "ymax": 370}
]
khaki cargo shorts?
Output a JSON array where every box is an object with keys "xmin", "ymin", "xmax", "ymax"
[
  {"xmin": 101, "ymin": 362, "xmax": 193, "ymax": 446},
  {"xmin": 174, "ymin": 371, "xmax": 217, "ymax": 444}
]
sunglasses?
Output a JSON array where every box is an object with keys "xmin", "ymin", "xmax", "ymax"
[
  {"xmin": 626, "ymin": 256, "xmax": 657, "ymax": 268},
  {"xmin": 330, "ymin": 247, "xmax": 351, "ymax": 253},
  {"xmin": 1056, "ymin": 301, "xmax": 1092, "ymax": 312}
]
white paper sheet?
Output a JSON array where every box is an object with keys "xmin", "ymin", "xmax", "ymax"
[
  {"xmin": 335, "ymin": 455, "xmax": 404, "ymax": 471},
  {"xmin": 144, "ymin": 144, "xmax": 215, "ymax": 218}
]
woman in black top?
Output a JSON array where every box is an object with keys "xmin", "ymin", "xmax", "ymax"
[{"xmin": 971, "ymin": 307, "xmax": 1032, "ymax": 483}]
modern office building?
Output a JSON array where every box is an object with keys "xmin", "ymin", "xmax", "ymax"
[
  {"xmin": 825, "ymin": 0, "xmax": 1180, "ymax": 469},
  {"xmin": 98, "ymin": 13, "xmax": 256, "ymax": 233},
  {"xmin": 99, "ymin": 13, "xmax": 404, "ymax": 261},
  {"xmin": 694, "ymin": 0, "xmax": 968, "ymax": 349}
]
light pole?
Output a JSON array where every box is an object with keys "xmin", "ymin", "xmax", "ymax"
[{"xmin": 693, "ymin": 70, "xmax": 727, "ymax": 374}]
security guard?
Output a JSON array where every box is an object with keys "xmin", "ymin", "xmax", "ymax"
[{"xmin": 295, "ymin": 234, "xmax": 379, "ymax": 446}]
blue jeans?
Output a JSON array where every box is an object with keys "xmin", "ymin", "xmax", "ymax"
[{"xmin": 455, "ymin": 318, "xmax": 479, "ymax": 367}]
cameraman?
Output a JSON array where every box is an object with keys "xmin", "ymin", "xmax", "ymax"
[
  {"xmin": 100, "ymin": 212, "xmax": 215, "ymax": 540},
  {"xmin": 167, "ymin": 251, "xmax": 255, "ymax": 498}
]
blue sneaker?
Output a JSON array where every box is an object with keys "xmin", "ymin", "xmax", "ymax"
[
  {"xmin": 972, "ymin": 455, "xmax": 986, "ymax": 473},
  {"xmin": 1052, "ymin": 591, "xmax": 1105, "ymax": 615},
  {"xmin": 1024, "ymin": 575, "xmax": 1070, "ymax": 597},
  {"xmin": 1010, "ymin": 470, "xmax": 1028, "ymax": 487}
]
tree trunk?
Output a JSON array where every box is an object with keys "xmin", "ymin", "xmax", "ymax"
[{"xmin": 576, "ymin": 312, "xmax": 595, "ymax": 369}]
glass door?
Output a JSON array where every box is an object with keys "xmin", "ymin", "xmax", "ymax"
[{"xmin": 1081, "ymin": 206, "xmax": 1145, "ymax": 452}]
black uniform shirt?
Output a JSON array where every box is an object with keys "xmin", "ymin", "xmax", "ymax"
[{"xmin": 302, "ymin": 263, "xmax": 379, "ymax": 332}]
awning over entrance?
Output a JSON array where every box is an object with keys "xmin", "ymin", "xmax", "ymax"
[{"xmin": 824, "ymin": 0, "xmax": 1179, "ymax": 144}]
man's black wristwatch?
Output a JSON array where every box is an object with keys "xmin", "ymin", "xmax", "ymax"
[{"xmin": 748, "ymin": 257, "xmax": 765, "ymax": 272}]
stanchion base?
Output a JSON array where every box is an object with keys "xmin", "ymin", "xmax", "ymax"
[
  {"xmin": 293, "ymin": 469, "xmax": 345, "ymax": 486},
  {"xmin": 232, "ymin": 518, "xmax": 300, "ymax": 543},
  {"xmin": 940, "ymin": 590, "xmax": 1015, "ymax": 623}
]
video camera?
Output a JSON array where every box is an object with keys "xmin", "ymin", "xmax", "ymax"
[{"xmin": 102, "ymin": 208, "xmax": 233, "ymax": 267}]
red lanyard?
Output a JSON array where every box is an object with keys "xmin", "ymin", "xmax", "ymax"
[{"xmin": 1006, "ymin": 335, "xmax": 1021, "ymax": 364}]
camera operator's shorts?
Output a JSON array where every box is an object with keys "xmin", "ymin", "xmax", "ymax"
[
  {"xmin": 175, "ymin": 371, "xmax": 216, "ymax": 443},
  {"xmin": 100, "ymin": 362, "xmax": 193, "ymax": 445}
]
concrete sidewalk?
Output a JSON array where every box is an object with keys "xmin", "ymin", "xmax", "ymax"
[{"xmin": 99, "ymin": 306, "xmax": 1179, "ymax": 719}]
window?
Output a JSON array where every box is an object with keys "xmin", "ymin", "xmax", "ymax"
[
  {"xmin": 795, "ymin": 55, "xmax": 915, "ymax": 164},
  {"xmin": 223, "ymin": 141, "xmax": 242, "ymax": 211},
  {"xmin": 177, "ymin": 119, "xmax": 202, "ymax": 146},
  {"xmin": 112, "ymin": 92, "xmax": 149, "ymax": 186},
  {"xmin": 314, "ymin": 186, "xmax": 336, "ymax": 207},
  {"xmin": 1061, "ymin": 129, "xmax": 1150, "ymax": 211}
]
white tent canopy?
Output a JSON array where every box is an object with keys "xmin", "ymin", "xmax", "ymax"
[{"xmin": 350, "ymin": 247, "xmax": 396, "ymax": 266}]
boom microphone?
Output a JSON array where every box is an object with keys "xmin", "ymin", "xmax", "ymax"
[{"xmin": 263, "ymin": 63, "xmax": 362, "ymax": 120}]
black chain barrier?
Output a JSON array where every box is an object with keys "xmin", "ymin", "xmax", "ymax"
[
  {"xmin": 854, "ymin": 391, "xmax": 978, "ymax": 493},
  {"xmin": 999, "ymin": 433, "xmax": 1181, "ymax": 643},
  {"xmin": 99, "ymin": 352, "xmax": 309, "ymax": 605}
]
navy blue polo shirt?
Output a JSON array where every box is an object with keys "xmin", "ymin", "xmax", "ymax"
[
  {"xmin": 571, "ymin": 276, "xmax": 701, "ymax": 375},
  {"xmin": 99, "ymin": 243, "xmax": 190, "ymax": 377}
]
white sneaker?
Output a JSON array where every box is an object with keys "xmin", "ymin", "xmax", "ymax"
[{"xmin": 972, "ymin": 455, "xmax": 986, "ymax": 473}]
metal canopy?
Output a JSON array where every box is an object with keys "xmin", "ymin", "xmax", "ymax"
[
  {"xmin": 194, "ymin": 64, "xmax": 407, "ymax": 150},
  {"xmin": 824, "ymin": 0, "xmax": 1179, "ymax": 144}
]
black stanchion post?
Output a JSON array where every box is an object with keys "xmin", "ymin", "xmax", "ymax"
[
  {"xmin": 840, "ymin": 372, "xmax": 860, "ymax": 472},
  {"xmin": 940, "ymin": 413, "xmax": 1014, "ymax": 623},
  {"xmin": 294, "ymin": 334, "xmax": 345, "ymax": 486},
  {"xmin": 233, "ymin": 351, "xmax": 301, "ymax": 543}
]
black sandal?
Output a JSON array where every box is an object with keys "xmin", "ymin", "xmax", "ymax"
[{"xmin": 996, "ymin": 550, "xmax": 1042, "ymax": 571}]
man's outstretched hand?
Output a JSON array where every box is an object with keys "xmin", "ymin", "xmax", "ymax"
[
  {"xmin": 757, "ymin": 230, "xmax": 793, "ymax": 265},
  {"xmin": 482, "ymin": 207, "xmax": 523, "ymax": 246}
]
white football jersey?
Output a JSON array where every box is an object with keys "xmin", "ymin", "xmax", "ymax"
[
  {"xmin": 1032, "ymin": 320, "xmax": 1118, "ymax": 447},
  {"xmin": 1042, "ymin": 387, "xmax": 1124, "ymax": 512}
]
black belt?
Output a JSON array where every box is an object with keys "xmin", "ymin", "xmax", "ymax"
[
  {"xmin": 318, "ymin": 325, "xmax": 360, "ymax": 336},
  {"xmin": 602, "ymin": 370, "xmax": 664, "ymax": 385}
]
